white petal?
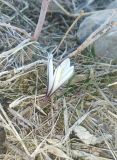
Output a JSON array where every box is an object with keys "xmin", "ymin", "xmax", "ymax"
[
  {"xmin": 52, "ymin": 66, "xmax": 74, "ymax": 94},
  {"xmin": 47, "ymin": 54, "xmax": 54, "ymax": 95},
  {"xmin": 60, "ymin": 59, "xmax": 70, "ymax": 78},
  {"xmin": 57, "ymin": 66, "xmax": 74, "ymax": 89},
  {"xmin": 52, "ymin": 65, "xmax": 62, "ymax": 92},
  {"xmin": 61, "ymin": 65, "xmax": 74, "ymax": 81},
  {"xmin": 60, "ymin": 58, "xmax": 70, "ymax": 72},
  {"xmin": 52, "ymin": 58, "xmax": 70, "ymax": 89}
]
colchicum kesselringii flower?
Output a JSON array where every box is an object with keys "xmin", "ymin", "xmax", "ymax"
[{"xmin": 46, "ymin": 54, "xmax": 74, "ymax": 97}]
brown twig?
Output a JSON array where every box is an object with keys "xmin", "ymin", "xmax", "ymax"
[
  {"xmin": 68, "ymin": 12, "xmax": 115, "ymax": 58},
  {"xmin": 32, "ymin": 0, "xmax": 51, "ymax": 41}
]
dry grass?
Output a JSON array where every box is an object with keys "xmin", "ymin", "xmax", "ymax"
[{"xmin": 0, "ymin": 0, "xmax": 117, "ymax": 160}]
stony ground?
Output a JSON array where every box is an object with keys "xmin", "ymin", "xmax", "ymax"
[{"xmin": 0, "ymin": 0, "xmax": 117, "ymax": 160}]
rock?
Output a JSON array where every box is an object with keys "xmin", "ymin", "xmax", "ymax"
[
  {"xmin": 94, "ymin": 28, "xmax": 117, "ymax": 58},
  {"xmin": 107, "ymin": 0, "xmax": 117, "ymax": 9},
  {"xmin": 77, "ymin": 11, "xmax": 111, "ymax": 42},
  {"xmin": 67, "ymin": 0, "xmax": 114, "ymax": 14},
  {"xmin": 90, "ymin": 0, "xmax": 114, "ymax": 10},
  {"xmin": 77, "ymin": 11, "xmax": 117, "ymax": 59}
]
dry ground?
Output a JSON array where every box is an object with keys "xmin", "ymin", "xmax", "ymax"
[{"xmin": 0, "ymin": 0, "xmax": 117, "ymax": 160}]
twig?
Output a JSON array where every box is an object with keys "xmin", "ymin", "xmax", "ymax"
[
  {"xmin": 99, "ymin": 130, "xmax": 117, "ymax": 160},
  {"xmin": 62, "ymin": 107, "xmax": 99, "ymax": 144},
  {"xmin": 0, "ymin": 38, "xmax": 32, "ymax": 59},
  {"xmin": 94, "ymin": 83, "xmax": 116, "ymax": 111},
  {"xmin": 53, "ymin": 0, "xmax": 117, "ymax": 17},
  {"xmin": 31, "ymin": 111, "xmax": 61, "ymax": 158},
  {"xmin": 32, "ymin": 0, "xmax": 51, "ymax": 41},
  {"xmin": 108, "ymin": 81, "xmax": 117, "ymax": 87},
  {"xmin": 68, "ymin": 12, "xmax": 115, "ymax": 58},
  {"xmin": 0, "ymin": 22, "xmax": 30, "ymax": 37},
  {"xmin": 9, "ymin": 95, "xmax": 45, "ymax": 108},
  {"xmin": 63, "ymin": 98, "xmax": 70, "ymax": 155},
  {"xmin": 0, "ymin": 59, "xmax": 46, "ymax": 79},
  {"xmin": 8, "ymin": 108, "xmax": 33, "ymax": 127},
  {"xmin": 50, "ymin": 96, "xmax": 55, "ymax": 137},
  {"xmin": 6, "ymin": 141, "xmax": 33, "ymax": 160},
  {"xmin": 57, "ymin": 11, "xmax": 85, "ymax": 51},
  {"xmin": 0, "ymin": 104, "xmax": 30, "ymax": 156},
  {"xmin": 62, "ymin": 112, "xmax": 89, "ymax": 144}
]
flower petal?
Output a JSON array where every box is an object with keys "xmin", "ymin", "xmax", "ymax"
[
  {"xmin": 52, "ymin": 65, "xmax": 62, "ymax": 93},
  {"xmin": 52, "ymin": 66, "xmax": 74, "ymax": 94},
  {"xmin": 47, "ymin": 57, "xmax": 74, "ymax": 97},
  {"xmin": 47, "ymin": 54, "xmax": 54, "ymax": 95},
  {"xmin": 60, "ymin": 58, "xmax": 70, "ymax": 71},
  {"xmin": 52, "ymin": 58, "xmax": 70, "ymax": 89}
]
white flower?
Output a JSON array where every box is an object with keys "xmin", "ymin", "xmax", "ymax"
[{"xmin": 46, "ymin": 54, "xmax": 74, "ymax": 97}]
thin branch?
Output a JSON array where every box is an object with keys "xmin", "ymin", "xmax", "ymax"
[
  {"xmin": 32, "ymin": 0, "xmax": 51, "ymax": 41},
  {"xmin": 57, "ymin": 11, "xmax": 85, "ymax": 51},
  {"xmin": 68, "ymin": 12, "xmax": 115, "ymax": 58}
]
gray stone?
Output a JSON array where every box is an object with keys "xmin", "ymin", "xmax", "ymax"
[
  {"xmin": 89, "ymin": 0, "xmax": 114, "ymax": 11},
  {"xmin": 73, "ymin": 0, "xmax": 113, "ymax": 13},
  {"xmin": 77, "ymin": 11, "xmax": 117, "ymax": 59},
  {"xmin": 94, "ymin": 30, "xmax": 117, "ymax": 58},
  {"xmin": 77, "ymin": 11, "xmax": 112, "ymax": 42},
  {"xmin": 107, "ymin": 0, "xmax": 117, "ymax": 9}
]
